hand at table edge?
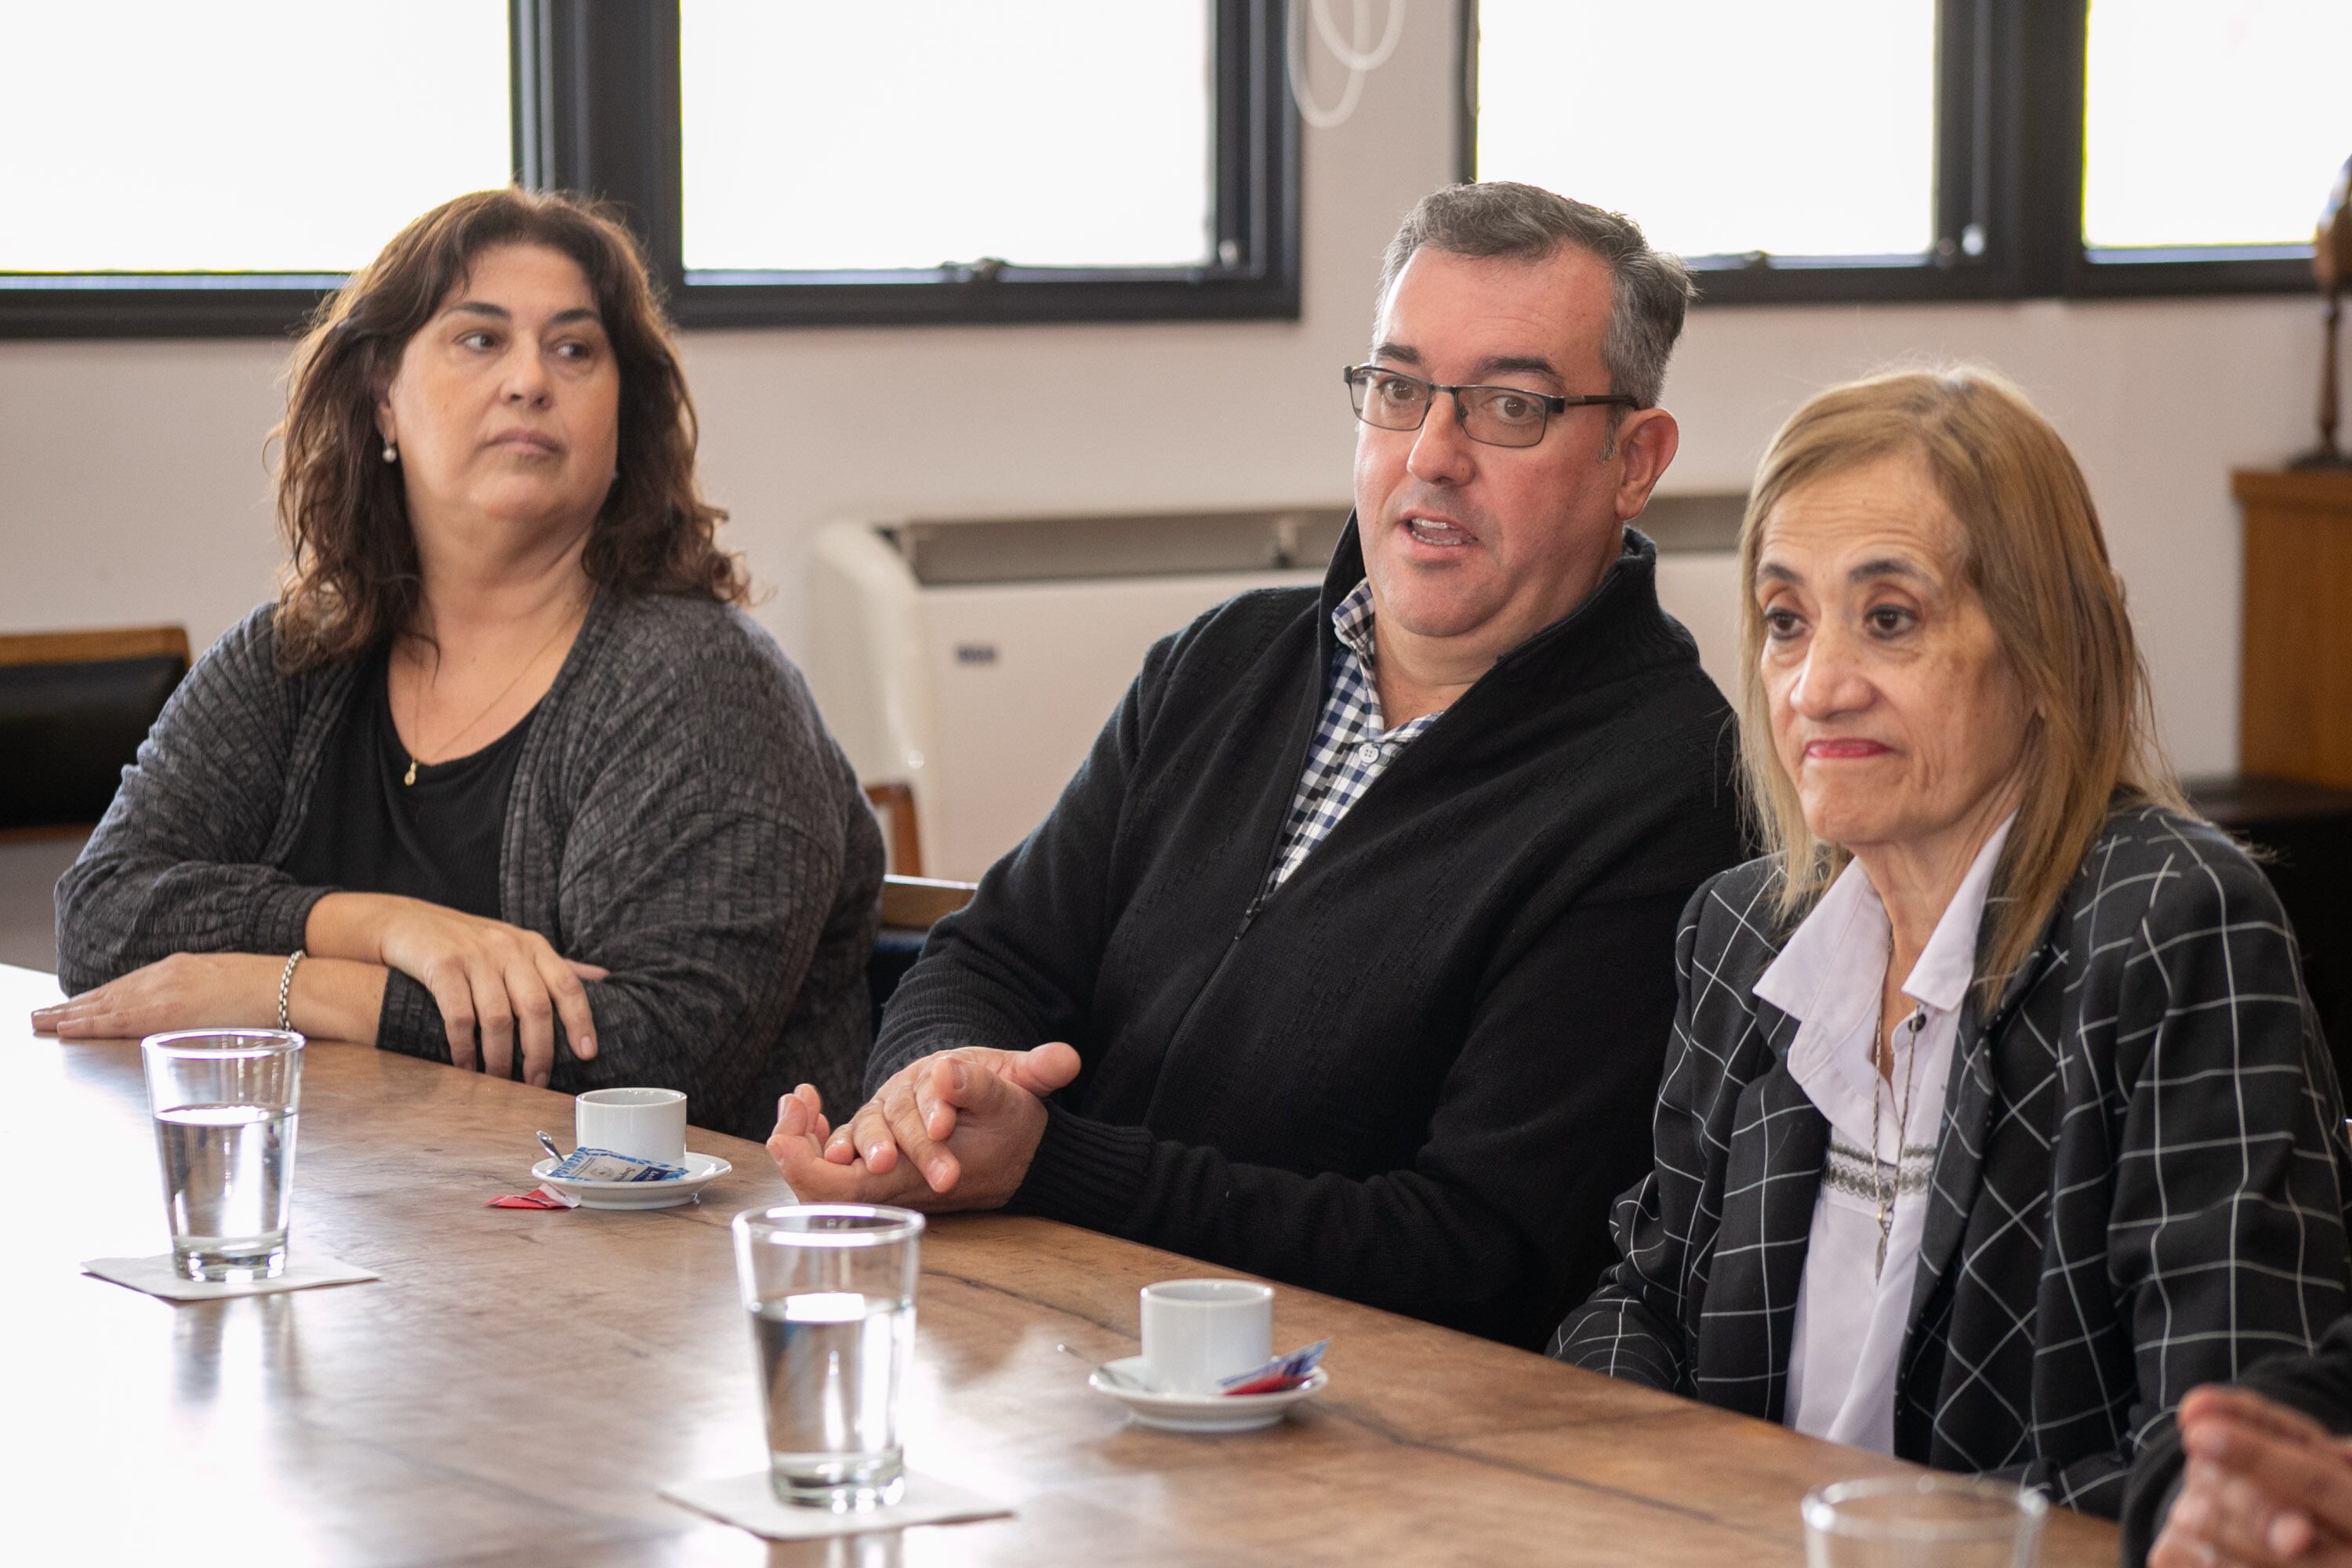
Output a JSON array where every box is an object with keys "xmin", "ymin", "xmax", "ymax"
[
  {"xmin": 771, "ymin": 1046, "xmax": 1080, "ymax": 1212},
  {"xmin": 307, "ymin": 891, "xmax": 608, "ymax": 1086},
  {"xmin": 825, "ymin": 1044, "xmax": 1081, "ymax": 1179},
  {"xmin": 2150, "ymin": 1384, "xmax": 2352, "ymax": 1566},
  {"xmin": 31, "ymin": 950, "xmax": 385, "ymax": 1045}
]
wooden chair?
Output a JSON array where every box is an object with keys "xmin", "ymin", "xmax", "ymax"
[
  {"xmin": 869, "ymin": 873, "xmax": 977, "ymax": 1032},
  {"xmin": 0, "ymin": 626, "xmax": 191, "ymax": 842},
  {"xmin": 880, "ymin": 873, "xmax": 975, "ymax": 930},
  {"xmin": 862, "ymin": 780, "xmax": 924, "ymax": 877}
]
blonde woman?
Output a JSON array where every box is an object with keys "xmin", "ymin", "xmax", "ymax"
[{"xmin": 1550, "ymin": 367, "xmax": 2352, "ymax": 1516}]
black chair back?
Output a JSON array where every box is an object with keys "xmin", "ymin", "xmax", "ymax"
[{"xmin": 0, "ymin": 628, "xmax": 189, "ymax": 836}]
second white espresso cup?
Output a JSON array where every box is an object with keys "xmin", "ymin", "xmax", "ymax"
[
  {"xmin": 575, "ymin": 1087, "xmax": 688, "ymax": 1165},
  {"xmin": 1140, "ymin": 1278, "xmax": 1274, "ymax": 1396}
]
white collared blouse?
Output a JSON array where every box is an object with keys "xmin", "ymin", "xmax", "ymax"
[{"xmin": 1751, "ymin": 816, "xmax": 2015, "ymax": 1452}]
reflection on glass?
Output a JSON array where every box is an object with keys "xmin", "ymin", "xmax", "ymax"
[
  {"xmin": 0, "ymin": 1, "xmax": 510, "ymax": 274},
  {"xmin": 1475, "ymin": 0, "xmax": 1936, "ymax": 260},
  {"xmin": 2084, "ymin": 0, "xmax": 2352, "ymax": 252},
  {"xmin": 171, "ymin": 1294, "xmax": 307, "ymax": 1409},
  {"xmin": 681, "ymin": 0, "xmax": 1214, "ymax": 273}
]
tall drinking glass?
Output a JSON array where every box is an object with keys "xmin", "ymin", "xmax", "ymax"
[
  {"xmin": 731, "ymin": 1204, "xmax": 924, "ymax": 1511},
  {"xmin": 1802, "ymin": 1475, "xmax": 2048, "ymax": 1568},
  {"xmin": 140, "ymin": 1029, "xmax": 304, "ymax": 1282}
]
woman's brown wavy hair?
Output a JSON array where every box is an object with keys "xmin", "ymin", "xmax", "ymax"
[{"xmin": 271, "ymin": 187, "xmax": 745, "ymax": 672}]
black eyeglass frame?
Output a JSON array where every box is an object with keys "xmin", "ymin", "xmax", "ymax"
[{"xmin": 1341, "ymin": 364, "xmax": 1639, "ymax": 448}]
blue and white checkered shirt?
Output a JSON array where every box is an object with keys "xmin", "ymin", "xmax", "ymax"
[{"xmin": 1261, "ymin": 582, "xmax": 1446, "ymax": 893}]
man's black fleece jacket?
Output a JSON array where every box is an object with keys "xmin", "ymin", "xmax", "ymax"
[{"xmin": 869, "ymin": 522, "xmax": 1746, "ymax": 1348}]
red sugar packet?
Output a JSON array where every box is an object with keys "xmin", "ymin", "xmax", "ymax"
[
  {"xmin": 488, "ymin": 1185, "xmax": 580, "ymax": 1210},
  {"xmin": 1219, "ymin": 1338, "xmax": 1330, "ymax": 1396}
]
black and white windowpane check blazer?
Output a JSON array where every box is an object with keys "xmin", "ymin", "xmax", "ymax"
[{"xmin": 1550, "ymin": 806, "xmax": 2352, "ymax": 1518}]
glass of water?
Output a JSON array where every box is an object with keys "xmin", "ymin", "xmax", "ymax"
[
  {"xmin": 731, "ymin": 1203, "xmax": 924, "ymax": 1511},
  {"xmin": 140, "ymin": 1029, "xmax": 304, "ymax": 1282},
  {"xmin": 1802, "ymin": 1475, "xmax": 2048, "ymax": 1567}
]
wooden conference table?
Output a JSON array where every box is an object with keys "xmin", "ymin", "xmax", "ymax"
[{"xmin": 5, "ymin": 964, "xmax": 2119, "ymax": 1566}]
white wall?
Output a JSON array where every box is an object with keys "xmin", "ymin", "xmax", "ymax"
[
  {"xmin": 1668, "ymin": 296, "xmax": 2313, "ymax": 776},
  {"xmin": 0, "ymin": 1, "xmax": 2319, "ymax": 775}
]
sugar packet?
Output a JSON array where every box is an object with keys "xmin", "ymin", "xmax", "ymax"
[
  {"xmin": 548, "ymin": 1146, "xmax": 689, "ymax": 1183},
  {"xmin": 488, "ymin": 1185, "xmax": 581, "ymax": 1210},
  {"xmin": 1218, "ymin": 1338, "xmax": 1330, "ymax": 1396}
]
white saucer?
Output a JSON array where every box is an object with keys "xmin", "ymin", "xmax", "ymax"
[
  {"xmin": 528, "ymin": 1151, "xmax": 732, "ymax": 1210},
  {"xmin": 1087, "ymin": 1355, "xmax": 1327, "ymax": 1432}
]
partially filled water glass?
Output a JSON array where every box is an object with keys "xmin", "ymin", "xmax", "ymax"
[
  {"xmin": 140, "ymin": 1029, "xmax": 304, "ymax": 1282},
  {"xmin": 731, "ymin": 1204, "xmax": 924, "ymax": 1511},
  {"xmin": 1802, "ymin": 1475, "xmax": 2048, "ymax": 1567}
]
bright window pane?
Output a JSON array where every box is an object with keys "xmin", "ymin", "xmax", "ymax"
[
  {"xmin": 2084, "ymin": 1, "xmax": 2352, "ymax": 252},
  {"xmin": 681, "ymin": 0, "xmax": 1215, "ymax": 273},
  {"xmin": 0, "ymin": 2, "xmax": 510, "ymax": 274},
  {"xmin": 1475, "ymin": 0, "xmax": 1936, "ymax": 260}
]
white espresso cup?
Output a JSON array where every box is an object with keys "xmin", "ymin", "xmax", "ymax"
[
  {"xmin": 575, "ymin": 1087, "xmax": 688, "ymax": 1166},
  {"xmin": 1140, "ymin": 1278, "xmax": 1274, "ymax": 1396}
]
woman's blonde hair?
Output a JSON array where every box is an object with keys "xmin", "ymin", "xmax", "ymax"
[{"xmin": 1736, "ymin": 366, "xmax": 2187, "ymax": 999}]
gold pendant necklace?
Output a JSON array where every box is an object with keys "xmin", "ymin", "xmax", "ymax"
[{"xmin": 402, "ymin": 593, "xmax": 586, "ymax": 786}]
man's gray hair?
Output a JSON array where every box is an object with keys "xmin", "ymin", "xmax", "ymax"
[{"xmin": 1375, "ymin": 182, "xmax": 1693, "ymax": 412}]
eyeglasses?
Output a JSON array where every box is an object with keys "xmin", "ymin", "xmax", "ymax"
[{"xmin": 1341, "ymin": 364, "xmax": 1637, "ymax": 448}]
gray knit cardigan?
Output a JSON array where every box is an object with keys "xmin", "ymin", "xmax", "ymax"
[{"xmin": 56, "ymin": 590, "xmax": 883, "ymax": 1139}]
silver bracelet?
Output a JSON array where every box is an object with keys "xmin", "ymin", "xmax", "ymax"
[{"xmin": 277, "ymin": 949, "xmax": 306, "ymax": 1033}]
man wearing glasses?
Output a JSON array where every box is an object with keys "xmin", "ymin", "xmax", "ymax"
[{"xmin": 765, "ymin": 182, "xmax": 1745, "ymax": 1349}]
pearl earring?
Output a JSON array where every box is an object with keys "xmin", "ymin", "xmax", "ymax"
[{"xmin": 381, "ymin": 441, "xmax": 397, "ymax": 464}]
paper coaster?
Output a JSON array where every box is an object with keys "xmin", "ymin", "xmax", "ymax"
[
  {"xmin": 82, "ymin": 1252, "xmax": 380, "ymax": 1301},
  {"xmin": 658, "ymin": 1469, "xmax": 1011, "ymax": 1541}
]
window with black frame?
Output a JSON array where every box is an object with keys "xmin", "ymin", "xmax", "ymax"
[
  {"xmin": 666, "ymin": 0, "xmax": 1296, "ymax": 327},
  {"xmin": 683, "ymin": 2, "xmax": 1209, "ymax": 276},
  {"xmin": 2078, "ymin": 1, "xmax": 2351, "ymax": 277},
  {"xmin": 0, "ymin": 0, "xmax": 514, "ymax": 334},
  {"xmin": 1, "ymin": 0, "xmax": 1298, "ymax": 338},
  {"xmin": 1475, "ymin": 1, "xmax": 1942, "ymax": 273},
  {"xmin": 1465, "ymin": 0, "xmax": 2344, "ymax": 304}
]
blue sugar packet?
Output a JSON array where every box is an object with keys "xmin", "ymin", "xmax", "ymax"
[{"xmin": 548, "ymin": 1145, "xmax": 688, "ymax": 1183}]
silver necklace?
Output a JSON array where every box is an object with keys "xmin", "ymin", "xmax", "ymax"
[{"xmin": 1871, "ymin": 995, "xmax": 1926, "ymax": 1280}]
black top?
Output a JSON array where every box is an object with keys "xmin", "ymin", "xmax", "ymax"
[
  {"xmin": 280, "ymin": 645, "xmax": 534, "ymax": 920},
  {"xmin": 869, "ymin": 521, "xmax": 1748, "ymax": 1348},
  {"xmin": 57, "ymin": 593, "xmax": 884, "ymax": 1141}
]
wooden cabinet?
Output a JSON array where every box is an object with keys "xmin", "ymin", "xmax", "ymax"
[{"xmin": 2238, "ymin": 467, "xmax": 2352, "ymax": 786}]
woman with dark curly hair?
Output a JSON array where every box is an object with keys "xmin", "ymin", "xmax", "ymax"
[{"xmin": 36, "ymin": 188, "xmax": 882, "ymax": 1137}]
